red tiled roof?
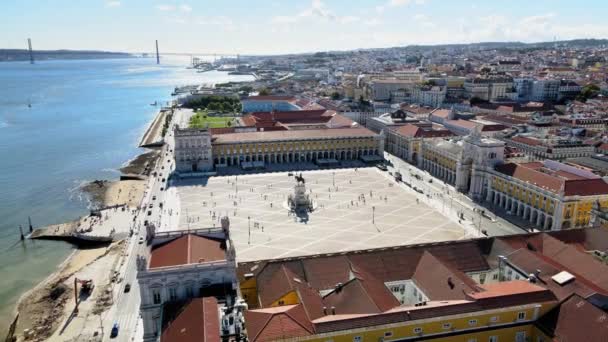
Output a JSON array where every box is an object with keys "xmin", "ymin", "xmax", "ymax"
[
  {"xmin": 244, "ymin": 305, "xmax": 314, "ymax": 342},
  {"xmin": 495, "ymin": 162, "xmax": 608, "ymax": 196},
  {"xmin": 394, "ymin": 124, "xmax": 453, "ymax": 138},
  {"xmin": 536, "ymin": 295, "xmax": 608, "ymax": 341},
  {"xmin": 149, "ymin": 234, "xmax": 226, "ymax": 268},
  {"xmin": 412, "ymin": 252, "xmax": 478, "ymax": 300},
  {"xmin": 212, "ymin": 127, "xmax": 377, "ymax": 144},
  {"xmin": 161, "ymin": 297, "xmax": 220, "ymax": 342},
  {"xmin": 468, "ymin": 280, "xmax": 551, "ymax": 300}
]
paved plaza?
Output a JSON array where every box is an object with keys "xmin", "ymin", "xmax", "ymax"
[{"xmin": 172, "ymin": 168, "xmax": 471, "ymax": 261}]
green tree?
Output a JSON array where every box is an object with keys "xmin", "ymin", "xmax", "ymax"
[
  {"xmin": 331, "ymin": 91, "xmax": 341, "ymax": 100},
  {"xmin": 258, "ymin": 88, "xmax": 271, "ymax": 96},
  {"xmin": 577, "ymin": 84, "xmax": 600, "ymax": 102},
  {"xmin": 207, "ymin": 102, "xmax": 220, "ymax": 111}
]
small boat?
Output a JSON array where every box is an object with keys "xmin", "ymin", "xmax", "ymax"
[{"xmin": 150, "ymin": 101, "xmax": 158, "ymax": 106}]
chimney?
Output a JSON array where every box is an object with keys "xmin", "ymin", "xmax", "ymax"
[
  {"xmin": 335, "ymin": 282, "xmax": 343, "ymax": 292},
  {"xmin": 535, "ymin": 269, "xmax": 541, "ymax": 278},
  {"xmin": 323, "ymin": 306, "xmax": 327, "ymax": 315},
  {"xmin": 447, "ymin": 277, "xmax": 454, "ymax": 289},
  {"xmin": 331, "ymin": 306, "xmax": 336, "ymax": 315}
]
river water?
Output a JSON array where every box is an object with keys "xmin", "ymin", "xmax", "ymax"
[{"xmin": 0, "ymin": 57, "xmax": 253, "ymax": 334}]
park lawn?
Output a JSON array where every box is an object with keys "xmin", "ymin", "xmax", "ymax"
[{"xmin": 189, "ymin": 112, "xmax": 237, "ymax": 128}]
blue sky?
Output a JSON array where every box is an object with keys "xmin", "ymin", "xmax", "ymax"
[{"xmin": 2, "ymin": 0, "xmax": 607, "ymax": 54}]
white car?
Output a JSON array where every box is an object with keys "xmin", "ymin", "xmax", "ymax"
[{"xmin": 138, "ymin": 237, "xmax": 145, "ymax": 244}]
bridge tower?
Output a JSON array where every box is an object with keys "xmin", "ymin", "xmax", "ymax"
[
  {"xmin": 155, "ymin": 40, "xmax": 160, "ymax": 64},
  {"xmin": 27, "ymin": 38, "xmax": 34, "ymax": 64}
]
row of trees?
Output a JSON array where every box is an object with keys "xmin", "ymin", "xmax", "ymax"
[{"xmin": 183, "ymin": 95, "xmax": 242, "ymax": 113}]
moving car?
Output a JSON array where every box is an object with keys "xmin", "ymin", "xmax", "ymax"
[
  {"xmin": 124, "ymin": 283, "xmax": 131, "ymax": 293},
  {"xmin": 110, "ymin": 323, "xmax": 119, "ymax": 338},
  {"xmin": 138, "ymin": 236, "xmax": 145, "ymax": 244}
]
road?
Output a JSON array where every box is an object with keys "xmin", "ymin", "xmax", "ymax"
[
  {"xmin": 101, "ymin": 110, "xmax": 178, "ymax": 342},
  {"xmin": 384, "ymin": 153, "xmax": 524, "ymax": 237}
]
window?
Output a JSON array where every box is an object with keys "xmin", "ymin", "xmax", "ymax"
[
  {"xmin": 489, "ymin": 336, "xmax": 498, "ymax": 342},
  {"xmin": 278, "ymin": 300, "xmax": 285, "ymax": 305},
  {"xmin": 413, "ymin": 327, "xmax": 423, "ymax": 334},
  {"xmin": 517, "ymin": 312, "xmax": 526, "ymax": 320},
  {"xmin": 185, "ymin": 285, "xmax": 193, "ymax": 298},
  {"xmin": 353, "ymin": 336, "xmax": 362, "ymax": 342},
  {"xmin": 468, "ymin": 339, "xmax": 477, "ymax": 342},
  {"xmin": 490, "ymin": 316, "xmax": 499, "ymax": 323},
  {"xmin": 516, "ymin": 331, "xmax": 526, "ymax": 342},
  {"xmin": 169, "ymin": 287, "xmax": 178, "ymax": 301},
  {"xmin": 479, "ymin": 273, "xmax": 486, "ymax": 284},
  {"xmin": 468, "ymin": 319, "xmax": 478, "ymax": 326},
  {"xmin": 384, "ymin": 331, "xmax": 393, "ymax": 338},
  {"xmin": 492, "ymin": 273, "xmax": 498, "ymax": 280},
  {"xmin": 442, "ymin": 323, "xmax": 452, "ymax": 330},
  {"xmin": 152, "ymin": 289, "xmax": 161, "ymax": 304}
]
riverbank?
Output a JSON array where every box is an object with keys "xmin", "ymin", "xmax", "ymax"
[
  {"xmin": 8, "ymin": 145, "xmax": 159, "ymax": 342},
  {"xmin": 13, "ymin": 241, "xmax": 124, "ymax": 341},
  {"xmin": 80, "ymin": 150, "xmax": 159, "ymax": 210}
]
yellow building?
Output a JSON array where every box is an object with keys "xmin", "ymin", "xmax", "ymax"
[
  {"xmin": 489, "ymin": 161, "xmax": 608, "ymax": 230},
  {"xmin": 211, "ymin": 127, "xmax": 384, "ymax": 168}
]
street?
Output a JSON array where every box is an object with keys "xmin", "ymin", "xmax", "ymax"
[{"xmin": 384, "ymin": 153, "xmax": 525, "ymax": 237}]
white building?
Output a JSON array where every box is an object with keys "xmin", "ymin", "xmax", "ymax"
[
  {"xmin": 174, "ymin": 128, "xmax": 213, "ymax": 173},
  {"xmin": 137, "ymin": 219, "xmax": 237, "ymax": 341}
]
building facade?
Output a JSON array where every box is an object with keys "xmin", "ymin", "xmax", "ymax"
[
  {"xmin": 506, "ymin": 136, "xmax": 595, "ymax": 161},
  {"xmin": 137, "ymin": 220, "xmax": 236, "ymax": 341},
  {"xmin": 174, "ymin": 128, "xmax": 213, "ymax": 173},
  {"xmin": 486, "ymin": 161, "xmax": 608, "ymax": 230},
  {"xmin": 211, "ymin": 128, "xmax": 384, "ymax": 168}
]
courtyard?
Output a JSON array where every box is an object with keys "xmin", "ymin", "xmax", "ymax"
[{"xmin": 171, "ymin": 167, "xmax": 472, "ymax": 262}]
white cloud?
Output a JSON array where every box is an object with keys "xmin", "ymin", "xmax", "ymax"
[
  {"xmin": 339, "ymin": 16, "xmax": 359, "ymax": 24},
  {"xmin": 364, "ymin": 18, "xmax": 381, "ymax": 27},
  {"xmin": 196, "ymin": 16, "xmax": 238, "ymax": 32},
  {"xmin": 375, "ymin": 5, "xmax": 385, "ymax": 13},
  {"xmin": 105, "ymin": 1, "xmax": 121, "ymax": 8},
  {"xmin": 180, "ymin": 4, "xmax": 192, "ymax": 12},
  {"xmin": 271, "ymin": 0, "xmax": 362, "ymax": 26},
  {"xmin": 389, "ymin": 0, "xmax": 411, "ymax": 6},
  {"xmin": 156, "ymin": 4, "xmax": 175, "ymax": 11}
]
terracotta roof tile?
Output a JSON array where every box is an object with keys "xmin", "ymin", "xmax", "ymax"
[
  {"xmin": 212, "ymin": 127, "xmax": 377, "ymax": 144},
  {"xmin": 161, "ymin": 297, "xmax": 220, "ymax": 342},
  {"xmin": 536, "ymin": 295, "xmax": 608, "ymax": 341},
  {"xmin": 244, "ymin": 305, "xmax": 313, "ymax": 342},
  {"xmin": 149, "ymin": 234, "xmax": 226, "ymax": 268},
  {"xmin": 412, "ymin": 252, "xmax": 478, "ymax": 300}
]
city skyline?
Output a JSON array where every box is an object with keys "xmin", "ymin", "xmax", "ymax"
[{"xmin": 3, "ymin": 0, "xmax": 608, "ymax": 55}]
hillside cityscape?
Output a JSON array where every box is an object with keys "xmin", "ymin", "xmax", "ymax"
[{"xmin": 3, "ymin": 2, "xmax": 608, "ymax": 342}]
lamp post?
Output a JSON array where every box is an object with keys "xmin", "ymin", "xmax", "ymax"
[
  {"xmin": 248, "ymin": 216, "xmax": 251, "ymax": 245},
  {"xmin": 372, "ymin": 206, "xmax": 375, "ymax": 224}
]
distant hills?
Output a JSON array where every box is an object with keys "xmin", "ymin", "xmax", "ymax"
[
  {"xmin": 402, "ymin": 39, "xmax": 608, "ymax": 50},
  {"xmin": 0, "ymin": 49, "xmax": 134, "ymax": 62}
]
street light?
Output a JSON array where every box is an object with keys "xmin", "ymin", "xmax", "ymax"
[
  {"xmin": 248, "ymin": 216, "xmax": 251, "ymax": 245},
  {"xmin": 372, "ymin": 206, "xmax": 375, "ymax": 224}
]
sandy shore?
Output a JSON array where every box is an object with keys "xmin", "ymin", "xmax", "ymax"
[{"xmin": 13, "ymin": 242, "xmax": 123, "ymax": 341}]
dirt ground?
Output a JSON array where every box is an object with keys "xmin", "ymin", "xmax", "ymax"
[{"xmin": 14, "ymin": 242, "xmax": 124, "ymax": 342}]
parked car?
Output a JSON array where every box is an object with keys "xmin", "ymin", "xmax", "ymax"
[
  {"xmin": 124, "ymin": 283, "xmax": 131, "ymax": 293},
  {"xmin": 110, "ymin": 323, "xmax": 119, "ymax": 338},
  {"xmin": 152, "ymin": 196, "xmax": 156, "ymax": 201},
  {"xmin": 139, "ymin": 236, "xmax": 145, "ymax": 244}
]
